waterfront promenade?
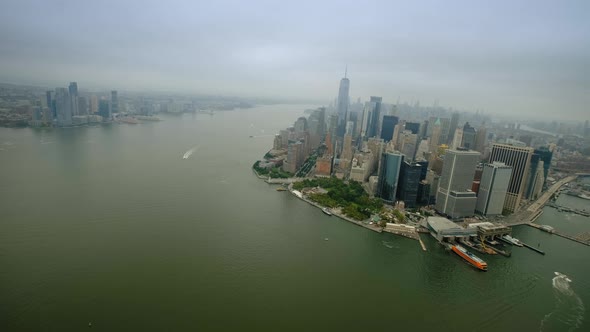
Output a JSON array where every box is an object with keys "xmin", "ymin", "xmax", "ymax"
[
  {"xmin": 288, "ymin": 188, "xmax": 383, "ymax": 233},
  {"xmin": 284, "ymin": 186, "xmax": 429, "ymax": 250}
]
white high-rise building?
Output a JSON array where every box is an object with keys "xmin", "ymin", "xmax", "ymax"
[
  {"xmin": 476, "ymin": 162, "xmax": 513, "ymax": 216},
  {"xmin": 451, "ymin": 127, "xmax": 463, "ymax": 149},
  {"xmin": 435, "ymin": 149, "xmax": 480, "ymax": 218},
  {"xmin": 489, "ymin": 143, "xmax": 534, "ymax": 212}
]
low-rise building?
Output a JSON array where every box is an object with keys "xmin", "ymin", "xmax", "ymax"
[{"xmin": 426, "ymin": 216, "xmax": 476, "ymax": 242}]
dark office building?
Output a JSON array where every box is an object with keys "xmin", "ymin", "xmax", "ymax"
[
  {"xmin": 367, "ymin": 96, "xmax": 382, "ymax": 138},
  {"xmin": 415, "ymin": 160, "xmax": 429, "ymax": 181},
  {"xmin": 461, "ymin": 122, "xmax": 477, "ymax": 149},
  {"xmin": 397, "ymin": 161, "xmax": 423, "ymax": 208},
  {"xmin": 535, "ymin": 147, "xmax": 553, "ymax": 184},
  {"xmin": 419, "ymin": 120, "xmax": 428, "ymax": 139},
  {"xmin": 380, "ymin": 115, "xmax": 398, "ymax": 142},
  {"xmin": 377, "ymin": 152, "xmax": 404, "ymax": 203},
  {"xmin": 405, "ymin": 122, "xmax": 420, "ymax": 135},
  {"xmin": 417, "ymin": 181, "xmax": 431, "ymax": 205},
  {"xmin": 526, "ymin": 147, "xmax": 553, "ymax": 197},
  {"xmin": 98, "ymin": 100, "xmax": 111, "ymax": 119},
  {"xmin": 46, "ymin": 91, "xmax": 56, "ymax": 118}
]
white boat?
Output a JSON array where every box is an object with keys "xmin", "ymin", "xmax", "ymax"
[
  {"xmin": 578, "ymin": 194, "xmax": 590, "ymax": 200},
  {"xmin": 322, "ymin": 208, "xmax": 332, "ymax": 216},
  {"xmin": 501, "ymin": 235, "xmax": 523, "ymax": 247},
  {"xmin": 182, "ymin": 145, "xmax": 200, "ymax": 159}
]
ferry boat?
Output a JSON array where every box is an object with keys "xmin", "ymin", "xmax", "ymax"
[
  {"xmin": 501, "ymin": 235, "xmax": 523, "ymax": 247},
  {"xmin": 451, "ymin": 244, "xmax": 488, "ymax": 271},
  {"xmin": 322, "ymin": 208, "xmax": 332, "ymax": 216}
]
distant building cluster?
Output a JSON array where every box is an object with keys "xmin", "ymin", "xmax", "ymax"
[
  {"xmin": 0, "ymin": 82, "xmax": 259, "ymax": 128},
  {"xmin": 30, "ymin": 82, "xmax": 118, "ymax": 127},
  {"xmin": 263, "ymin": 71, "xmax": 566, "ymax": 219},
  {"xmin": 265, "ymin": 108, "xmax": 326, "ymax": 175}
]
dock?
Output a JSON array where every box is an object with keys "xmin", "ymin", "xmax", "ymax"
[
  {"xmin": 527, "ymin": 223, "xmax": 590, "ymax": 246},
  {"xmin": 521, "ymin": 241, "xmax": 545, "ymax": 255},
  {"xmin": 382, "ymin": 223, "xmax": 419, "ymax": 240},
  {"xmin": 545, "ymin": 202, "xmax": 590, "ymax": 217},
  {"xmin": 418, "ymin": 235, "xmax": 427, "ymax": 251},
  {"xmin": 483, "ymin": 241, "xmax": 511, "ymax": 257}
]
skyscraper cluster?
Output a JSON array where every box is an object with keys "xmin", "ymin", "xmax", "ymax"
[
  {"xmin": 34, "ymin": 82, "xmax": 119, "ymax": 127},
  {"xmin": 268, "ymin": 108, "xmax": 326, "ymax": 175},
  {"xmin": 270, "ymin": 71, "xmax": 556, "ymax": 219}
]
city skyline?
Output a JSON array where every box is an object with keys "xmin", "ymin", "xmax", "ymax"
[
  {"xmin": 1, "ymin": 1, "xmax": 589, "ymax": 120},
  {"xmin": 2, "ymin": 2, "xmax": 590, "ymax": 330}
]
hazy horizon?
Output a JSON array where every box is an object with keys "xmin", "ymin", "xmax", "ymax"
[{"xmin": 1, "ymin": 0, "xmax": 589, "ymax": 120}]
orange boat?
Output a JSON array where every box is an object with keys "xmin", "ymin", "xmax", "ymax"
[{"xmin": 451, "ymin": 244, "xmax": 488, "ymax": 271}]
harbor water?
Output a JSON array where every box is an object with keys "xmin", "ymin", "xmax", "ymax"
[{"xmin": 1, "ymin": 105, "xmax": 588, "ymax": 331}]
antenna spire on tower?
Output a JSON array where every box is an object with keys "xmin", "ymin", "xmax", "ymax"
[{"xmin": 344, "ymin": 65, "xmax": 347, "ymax": 79}]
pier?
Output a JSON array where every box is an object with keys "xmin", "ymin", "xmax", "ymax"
[
  {"xmin": 521, "ymin": 241, "xmax": 545, "ymax": 255},
  {"xmin": 418, "ymin": 235, "xmax": 427, "ymax": 251},
  {"xmin": 382, "ymin": 223, "xmax": 426, "ymax": 251},
  {"xmin": 545, "ymin": 202, "xmax": 590, "ymax": 217},
  {"xmin": 527, "ymin": 223, "xmax": 590, "ymax": 246},
  {"xmin": 383, "ymin": 223, "xmax": 419, "ymax": 239}
]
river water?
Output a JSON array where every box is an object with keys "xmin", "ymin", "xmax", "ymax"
[{"xmin": 1, "ymin": 105, "xmax": 588, "ymax": 331}]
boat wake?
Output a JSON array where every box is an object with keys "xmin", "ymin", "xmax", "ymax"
[
  {"xmin": 540, "ymin": 272, "xmax": 585, "ymax": 331},
  {"xmin": 182, "ymin": 145, "xmax": 200, "ymax": 160},
  {"xmin": 382, "ymin": 241, "xmax": 398, "ymax": 249}
]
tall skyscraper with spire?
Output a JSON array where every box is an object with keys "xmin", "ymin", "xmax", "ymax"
[{"xmin": 336, "ymin": 67, "xmax": 350, "ymax": 139}]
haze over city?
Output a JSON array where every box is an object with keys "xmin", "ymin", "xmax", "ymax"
[
  {"xmin": 2, "ymin": 1, "xmax": 590, "ymax": 331},
  {"xmin": 1, "ymin": 0, "xmax": 589, "ymax": 119}
]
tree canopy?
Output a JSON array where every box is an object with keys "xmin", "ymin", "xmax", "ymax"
[{"xmin": 293, "ymin": 177, "xmax": 383, "ymax": 221}]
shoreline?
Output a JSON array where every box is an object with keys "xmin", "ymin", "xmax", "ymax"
[
  {"xmin": 252, "ymin": 163, "xmax": 426, "ymax": 246},
  {"xmin": 287, "ymin": 186, "xmax": 382, "ymax": 233},
  {"xmin": 287, "ymin": 186, "xmax": 426, "ymax": 250}
]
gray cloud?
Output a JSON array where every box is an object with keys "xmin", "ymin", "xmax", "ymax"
[{"xmin": 1, "ymin": 0, "xmax": 589, "ymax": 119}]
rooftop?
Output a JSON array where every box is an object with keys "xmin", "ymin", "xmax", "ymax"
[{"xmin": 427, "ymin": 216, "xmax": 462, "ymax": 232}]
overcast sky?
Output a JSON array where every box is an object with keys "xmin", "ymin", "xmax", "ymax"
[{"xmin": 1, "ymin": 0, "xmax": 588, "ymax": 119}]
